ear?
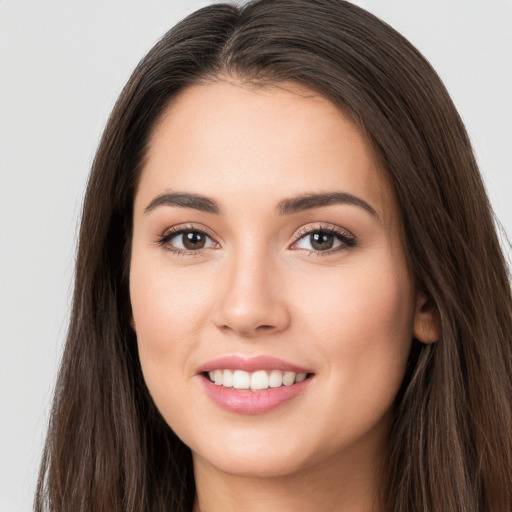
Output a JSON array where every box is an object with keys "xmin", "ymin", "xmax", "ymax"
[{"xmin": 413, "ymin": 291, "xmax": 440, "ymax": 344}]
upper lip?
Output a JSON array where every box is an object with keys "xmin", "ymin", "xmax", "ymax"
[{"xmin": 197, "ymin": 355, "xmax": 312, "ymax": 374}]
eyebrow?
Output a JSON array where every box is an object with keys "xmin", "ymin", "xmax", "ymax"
[
  {"xmin": 145, "ymin": 192, "xmax": 220, "ymax": 214},
  {"xmin": 277, "ymin": 192, "xmax": 380, "ymax": 220},
  {"xmin": 144, "ymin": 191, "xmax": 379, "ymax": 221}
]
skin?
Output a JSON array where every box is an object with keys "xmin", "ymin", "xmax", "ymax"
[{"xmin": 129, "ymin": 80, "xmax": 438, "ymax": 512}]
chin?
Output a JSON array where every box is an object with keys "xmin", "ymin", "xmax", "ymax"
[{"xmin": 194, "ymin": 447, "xmax": 311, "ymax": 479}]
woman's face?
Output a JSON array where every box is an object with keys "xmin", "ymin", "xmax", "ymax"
[{"xmin": 130, "ymin": 80, "xmax": 425, "ymax": 479}]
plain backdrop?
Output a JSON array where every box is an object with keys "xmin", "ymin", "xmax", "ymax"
[{"xmin": 0, "ymin": 1, "xmax": 510, "ymax": 510}]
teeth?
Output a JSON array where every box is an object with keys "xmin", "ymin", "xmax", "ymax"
[
  {"xmin": 206, "ymin": 369, "xmax": 309, "ymax": 390},
  {"xmin": 213, "ymin": 369, "xmax": 223, "ymax": 385},
  {"xmin": 250, "ymin": 370, "xmax": 269, "ymax": 390},
  {"xmin": 269, "ymin": 370, "xmax": 283, "ymax": 388},
  {"xmin": 223, "ymin": 369, "xmax": 233, "ymax": 388},
  {"xmin": 282, "ymin": 371, "xmax": 295, "ymax": 386},
  {"xmin": 233, "ymin": 370, "xmax": 250, "ymax": 389}
]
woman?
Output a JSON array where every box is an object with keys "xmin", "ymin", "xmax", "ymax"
[{"xmin": 35, "ymin": 1, "xmax": 512, "ymax": 511}]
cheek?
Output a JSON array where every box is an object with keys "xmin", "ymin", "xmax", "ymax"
[
  {"xmin": 283, "ymin": 257, "xmax": 415, "ymax": 456},
  {"xmin": 294, "ymin": 254, "xmax": 415, "ymax": 388},
  {"xmin": 129, "ymin": 247, "xmax": 215, "ymax": 391}
]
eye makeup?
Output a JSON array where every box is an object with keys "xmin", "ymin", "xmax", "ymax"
[
  {"xmin": 155, "ymin": 222, "xmax": 357, "ymax": 258},
  {"xmin": 155, "ymin": 224, "xmax": 219, "ymax": 257},
  {"xmin": 290, "ymin": 223, "xmax": 357, "ymax": 256}
]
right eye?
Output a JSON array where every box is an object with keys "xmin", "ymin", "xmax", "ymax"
[{"xmin": 158, "ymin": 227, "xmax": 218, "ymax": 254}]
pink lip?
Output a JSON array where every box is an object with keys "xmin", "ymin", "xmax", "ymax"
[
  {"xmin": 199, "ymin": 376, "xmax": 312, "ymax": 415},
  {"xmin": 196, "ymin": 355, "xmax": 314, "ymax": 415},
  {"xmin": 197, "ymin": 355, "xmax": 311, "ymax": 374}
]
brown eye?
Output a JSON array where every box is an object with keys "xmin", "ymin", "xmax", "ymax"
[
  {"xmin": 310, "ymin": 232, "xmax": 334, "ymax": 251},
  {"xmin": 158, "ymin": 228, "xmax": 216, "ymax": 253},
  {"xmin": 182, "ymin": 231, "xmax": 206, "ymax": 250},
  {"xmin": 293, "ymin": 227, "xmax": 356, "ymax": 253}
]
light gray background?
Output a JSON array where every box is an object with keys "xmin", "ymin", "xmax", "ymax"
[{"xmin": 1, "ymin": 1, "xmax": 510, "ymax": 510}]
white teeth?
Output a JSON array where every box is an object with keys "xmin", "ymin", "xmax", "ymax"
[
  {"xmin": 233, "ymin": 370, "xmax": 250, "ymax": 389},
  {"xmin": 222, "ymin": 369, "xmax": 233, "ymax": 388},
  {"xmin": 269, "ymin": 370, "xmax": 283, "ymax": 388},
  {"xmin": 250, "ymin": 370, "xmax": 269, "ymax": 390},
  {"xmin": 282, "ymin": 371, "xmax": 296, "ymax": 386},
  {"xmin": 206, "ymin": 369, "xmax": 309, "ymax": 390},
  {"xmin": 213, "ymin": 369, "xmax": 223, "ymax": 385}
]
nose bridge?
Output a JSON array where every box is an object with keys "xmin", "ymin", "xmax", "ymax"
[{"xmin": 213, "ymin": 237, "xmax": 289, "ymax": 336}]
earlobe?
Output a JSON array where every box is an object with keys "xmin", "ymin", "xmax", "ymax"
[{"xmin": 413, "ymin": 291, "xmax": 440, "ymax": 344}]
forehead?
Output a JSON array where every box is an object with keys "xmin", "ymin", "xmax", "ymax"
[{"xmin": 137, "ymin": 80, "xmax": 396, "ymax": 224}]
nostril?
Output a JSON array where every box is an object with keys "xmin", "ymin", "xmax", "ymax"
[
  {"xmin": 220, "ymin": 323, "xmax": 277, "ymax": 335},
  {"xmin": 257, "ymin": 325, "xmax": 274, "ymax": 331}
]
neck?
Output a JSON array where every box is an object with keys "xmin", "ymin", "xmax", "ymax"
[{"xmin": 192, "ymin": 446, "xmax": 384, "ymax": 512}]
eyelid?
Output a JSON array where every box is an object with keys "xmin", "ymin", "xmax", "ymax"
[
  {"xmin": 155, "ymin": 222, "xmax": 356, "ymax": 256},
  {"xmin": 156, "ymin": 223, "xmax": 220, "ymax": 254},
  {"xmin": 159, "ymin": 223, "xmax": 218, "ymax": 240},
  {"xmin": 289, "ymin": 223, "xmax": 357, "ymax": 254}
]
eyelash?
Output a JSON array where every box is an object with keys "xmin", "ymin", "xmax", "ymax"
[
  {"xmin": 291, "ymin": 224, "xmax": 357, "ymax": 256},
  {"xmin": 156, "ymin": 224, "xmax": 217, "ymax": 257},
  {"xmin": 156, "ymin": 224, "xmax": 357, "ymax": 257}
]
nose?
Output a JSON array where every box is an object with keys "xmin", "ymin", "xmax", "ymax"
[{"xmin": 212, "ymin": 247, "xmax": 291, "ymax": 338}]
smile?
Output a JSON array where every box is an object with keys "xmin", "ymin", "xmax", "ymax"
[
  {"xmin": 197, "ymin": 355, "xmax": 315, "ymax": 414},
  {"xmin": 198, "ymin": 356, "xmax": 314, "ymax": 414},
  {"xmin": 207, "ymin": 369, "xmax": 308, "ymax": 390}
]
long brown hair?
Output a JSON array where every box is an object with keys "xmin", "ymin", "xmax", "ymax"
[{"xmin": 36, "ymin": 1, "xmax": 512, "ymax": 510}]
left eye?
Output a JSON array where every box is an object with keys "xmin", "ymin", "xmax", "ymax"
[
  {"xmin": 163, "ymin": 230, "xmax": 216, "ymax": 251},
  {"xmin": 293, "ymin": 230, "xmax": 353, "ymax": 252}
]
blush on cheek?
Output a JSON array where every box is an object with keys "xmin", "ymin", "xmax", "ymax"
[{"xmin": 300, "ymin": 260, "xmax": 414, "ymax": 396}]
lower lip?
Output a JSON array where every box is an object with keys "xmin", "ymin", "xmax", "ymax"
[{"xmin": 199, "ymin": 375, "xmax": 313, "ymax": 415}]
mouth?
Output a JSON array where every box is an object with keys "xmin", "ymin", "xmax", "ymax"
[
  {"xmin": 204, "ymin": 369, "xmax": 313, "ymax": 391},
  {"xmin": 197, "ymin": 355, "xmax": 314, "ymax": 414}
]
